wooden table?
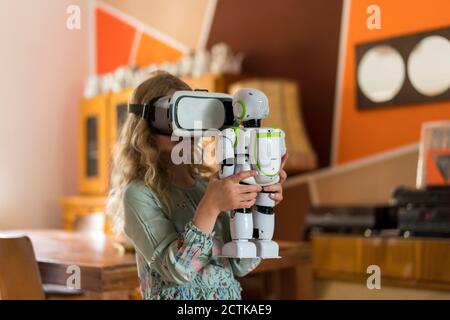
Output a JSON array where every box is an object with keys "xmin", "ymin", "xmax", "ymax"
[
  {"xmin": 7, "ymin": 230, "xmax": 139, "ymax": 299},
  {"xmin": 6, "ymin": 230, "xmax": 313, "ymax": 300}
]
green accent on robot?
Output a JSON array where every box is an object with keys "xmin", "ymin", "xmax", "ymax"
[
  {"xmin": 254, "ymin": 133, "xmax": 281, "ymax": 177},
  {"xmin": 256, "ymin": 132, "xmax": 281, "ymax": 138},
  {"xmin": 232, "ymin": 126, "xmax": 241, "ymax": 148},
  {"xmin": 236, "ymin": 100, "xmax": 246, "ymax": 120}
]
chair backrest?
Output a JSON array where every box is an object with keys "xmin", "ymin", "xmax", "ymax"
[{"xmin": 0, "ymin": 235, "xmax": 45, "ymax": 300}]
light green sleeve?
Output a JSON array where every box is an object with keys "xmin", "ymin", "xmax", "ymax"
[
  {"xmin": 123, "ymin": 182, "xmax": 214, "ymax": 285},
  {"xmin": 228, "ymin": 257, "xmax": 261, "ymax": 277},
  {"xmin": 220, "ymin": 212, "xmax": 261, "ymax": 277}
]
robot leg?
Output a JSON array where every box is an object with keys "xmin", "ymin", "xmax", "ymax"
[
  {"xmin": 252, "ymin": 192, "xmax": 280, "ymax": 259},
  {"xmin": 221, "ymin": 208, "xmax": 257, "ymax": 258}
]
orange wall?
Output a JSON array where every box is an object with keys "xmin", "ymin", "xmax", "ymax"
[
  {"xmin": 336, "ymin": 0, "xmax": 450, "ymax": 164},
  {"xmin": 96, "ymin": 8, "xmax": 136, "ymax": 74},
  {"xmin": 98, "ymin": 0, "xmax": 209, "ymax": 49},
  {"xmin": 95, "ymin": 7, "xmax": 184, "ymax": 75}
]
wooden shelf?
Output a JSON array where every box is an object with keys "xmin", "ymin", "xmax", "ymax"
[{"xmin": 311, "ymin": 233, "xmax": 450, "ymax": 291}]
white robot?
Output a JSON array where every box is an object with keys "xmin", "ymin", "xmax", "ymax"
[
  {"xmin": 128, "ymin": 87, "xmax": 285, "ymax": 259},
  {"xmin": 217, "ymin": 89, "xmax": 286, "ymax": 259}
]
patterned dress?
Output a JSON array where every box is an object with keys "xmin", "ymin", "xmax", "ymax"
[{"xmin": 123, "ymin": 177, "xmax": 261, "ymax": 300}]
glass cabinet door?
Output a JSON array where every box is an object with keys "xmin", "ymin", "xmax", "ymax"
[
  {"xmin": 108, "ymin": 89, "xmax": 133, "ymax": 155},
  {"xmin": 79, "ymin": 95, "xmax": 109, "ymax": 195},
  {"xmin": 86, "ymin": 116, "xmax": 99, "ymax": 177}
]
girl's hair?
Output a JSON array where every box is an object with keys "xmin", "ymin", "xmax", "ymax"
[{"xmin": 106, "ymin": 71, "xmax": 212, "ymax": 234}]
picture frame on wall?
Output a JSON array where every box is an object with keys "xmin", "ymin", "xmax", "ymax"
[{"xmin": 355, "ymin": 25, "xmax": 450, "ymax": 110}]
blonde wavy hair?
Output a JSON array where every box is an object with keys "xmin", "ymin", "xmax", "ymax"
[{"xmin": 106, "ymin": 71, "xmax": 213, "ymax": 234}]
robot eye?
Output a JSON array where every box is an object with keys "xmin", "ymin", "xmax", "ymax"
[{"xmin": 248, "ymin": 92, "xmax": 253, "ymax": 95}]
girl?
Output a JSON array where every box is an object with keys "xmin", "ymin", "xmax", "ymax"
[{"xmin": 107, "ymin": 71, "xmax": 287, "ymax": 300}]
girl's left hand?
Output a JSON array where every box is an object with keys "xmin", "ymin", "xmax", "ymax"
[{"xmin": 262, "ymin": 153, "xmax": 288, "ymax": 205}]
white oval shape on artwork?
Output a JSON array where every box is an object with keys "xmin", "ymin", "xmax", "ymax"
[
  {"xmin": 408, "ymin": 35, "xmax": 450, "ymax": 97},
  {"xmin": 358, "ymin": 45, "xmax": 406, "ymax": 103}
]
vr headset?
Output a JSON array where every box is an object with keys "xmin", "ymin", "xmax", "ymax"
[{"xmin": 129, "ymin": 90, "xmax": 235, "ymax": 137}]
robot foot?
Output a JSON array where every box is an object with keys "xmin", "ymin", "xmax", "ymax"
[
  {"xmin": 221, "ymin": 240, "xmax": 257, "ymax": 258},
  {"xmin": 253, "ymin": 240, "xmax": 280, "ymax": 259}
]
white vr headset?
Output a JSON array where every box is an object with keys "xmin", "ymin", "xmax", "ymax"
[{"xmin": 129, "ymin": 90, "xmax": 236, "ymax": 137}]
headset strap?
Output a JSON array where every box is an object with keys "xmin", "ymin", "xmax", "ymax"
[
  {"xmin": 128, "ymin": 96, "xmax": 163, "ymax": 120},
  {"xmin": 128, "ymin": 96, "xmax": 172, "ymax": 136},
  {"xmin": 128, "ymin": 103, "xmax": 150, "ymax": 119}
]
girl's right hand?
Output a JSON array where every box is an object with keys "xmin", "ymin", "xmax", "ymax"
[{"xmin": 201, "ymin": 170, "xmax": 263, "ymax": 215}]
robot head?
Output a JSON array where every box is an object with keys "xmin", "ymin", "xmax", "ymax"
[{"xmin": 232, "ymin": 88, "xmax": 269, "ymax": 122}]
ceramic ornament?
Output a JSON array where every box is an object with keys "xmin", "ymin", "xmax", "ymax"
[
  {"xmin": 192, "ymin": 50, "xmax": 211, "ymax": 77},
  {"xmin": 210, "ymin": 42, "xmax": 243, "ymax": 74},
  {"xmin": 99, "ymin": 73, "xmax": 115, "ymax": 93},
  {"xmin": 83, "ymin": 75, "xmax": 100, "ymax": 98},
  {"xmin": 179, "ymin": 51, "xmax": 195, "ymax": 76}
]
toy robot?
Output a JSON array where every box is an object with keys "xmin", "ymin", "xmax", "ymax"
[
  {"xmin": 217, "ymin": 89, "xmax": 286, "ymax": 259},
  {"xmin": 129, "ymin": 87, "xmax": 285, "ymax": 259}
]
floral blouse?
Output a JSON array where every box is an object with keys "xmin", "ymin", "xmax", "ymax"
[{"xmin": 123, "ymin": 177, "xmax": 261, "ymax": 300}]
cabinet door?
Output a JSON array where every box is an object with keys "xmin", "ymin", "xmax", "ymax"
[
  {"xmin": 312, "ymin": 235, "xmax": 364, "ymax": 274},
  {"xmin": 108, "ymin": 89, "xmax": 133, "ymax": 154},
  {"xmin": 79, "ymin": 95, "xmax": 109, "ymax": 195},
  {"xmin": 418, "ymin": 240, "xmax": 450, "ymax": 284}
]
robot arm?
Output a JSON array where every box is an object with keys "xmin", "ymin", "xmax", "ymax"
[
  {"xmin": 249, "ymin": 129, "xmax": 285, "ymax": 186},
  {"xmin": 280, "ymin": 129, "xmax": 287, "ymax": 157}
]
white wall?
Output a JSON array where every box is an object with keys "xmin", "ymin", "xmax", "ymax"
[{"xmin": 0, "ymin": 0, "xmax": 90, "ymax": 229}]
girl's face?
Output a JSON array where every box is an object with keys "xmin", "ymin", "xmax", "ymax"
[{"xmin": 155, "ymin": 134, "xmax": 177, "ymax": 152}]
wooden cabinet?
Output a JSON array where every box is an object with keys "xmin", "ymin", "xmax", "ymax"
[
  {"xmin": 312, "ymin": 234, "xmax": 363, "ymax": 274},
  {"xmin": 418, "ymin": 240, "xmax": 450, "ymax": 283},
  {"xmin": 312, "ymin": 234, "xmax": 450, "ymax": 290},
  {"xmin": 78, "ymin": 89, "xmax": 133, "ymax": 196}
]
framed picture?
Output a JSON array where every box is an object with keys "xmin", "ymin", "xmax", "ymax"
[{"xmin": 356, "ymin": 25, "xmax": 450, "ymax": 110}]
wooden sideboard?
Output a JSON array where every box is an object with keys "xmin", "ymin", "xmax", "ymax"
[{"xmin": 312, "ymin": 233, "xmax": 450, "ymax": 291}]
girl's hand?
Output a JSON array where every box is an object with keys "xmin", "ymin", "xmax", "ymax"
[
  {"xmin": 194, "ymin": 170, "xmax": 262, "ymax": 233},
  {"xmin": 279, "ymin": 153, "xmax": 288, "ymax": 185},
  {"xmin": 201, "ymin": 170, "xmax": 262, "ymax": 215},
  {"xmin": 262, "ymin": 153, "xmax": 289, "ymax": 205}
]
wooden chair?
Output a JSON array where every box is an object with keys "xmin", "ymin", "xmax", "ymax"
[{"xmin": 0, "ymin": 234, "xmax": 84, "ymax": 300}]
